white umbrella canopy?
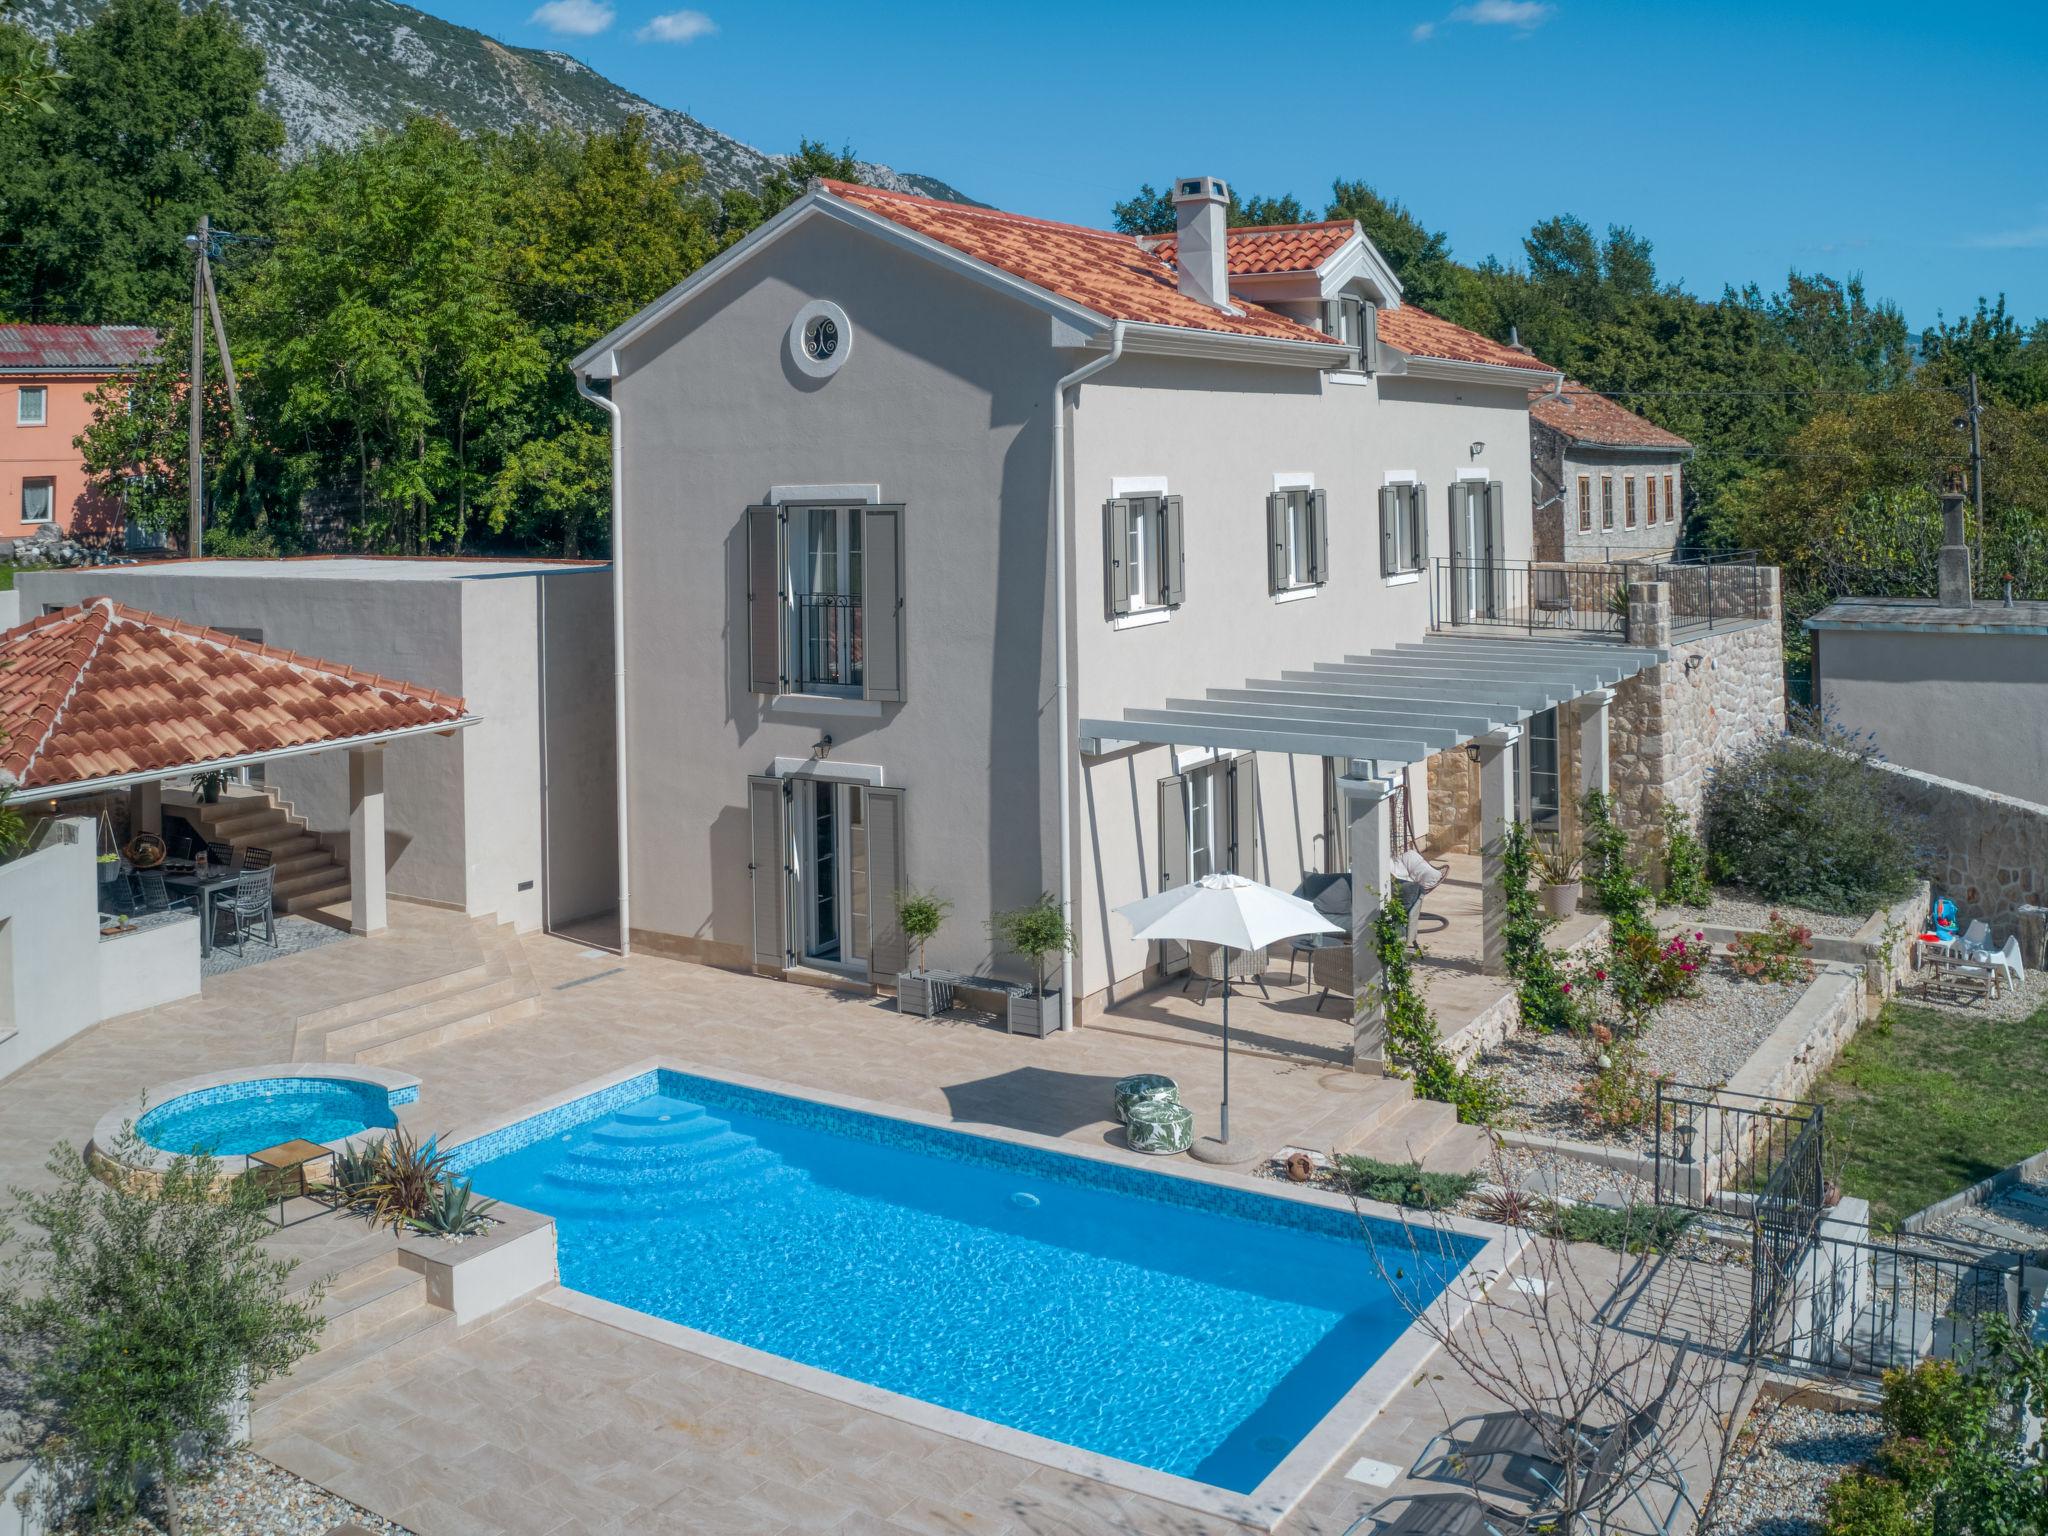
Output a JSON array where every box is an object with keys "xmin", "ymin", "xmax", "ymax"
[
  {"xmin": 1115, "ymin": 873, "xmax": 1344, "ymax": 1147},
  {"xmin": 1117, "ymin": 872, "xmax": 1342, "ymax": 952}
]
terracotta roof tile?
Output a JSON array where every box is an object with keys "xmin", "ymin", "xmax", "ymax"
[
  {"xmin": 1529, "ymin": 380, "xmax": 1691, "ymax": 450},
  {"xmin": 0, "ymin": 600, "xmax": 468, "ymax": 792},
  {"xmin": 0, "ymin": 323, "xmax": 157, "ymax": 373},
  {"xmin": 820, "ymin": 180, "xmax": 1342, "ymax": 348},
  {"xmin": 1376, "ymin": 306, "xmax": 1559, "ymax": 374},
  {"xmin": 1145, "ymin": 221, "xmax": 1357, "ymax": 276}
]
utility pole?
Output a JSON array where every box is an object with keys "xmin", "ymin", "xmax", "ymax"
[
  {"xmin": 1968, "ymin": 370, "xmax": 1985, "ymax": 594},
  {"xmin": 186, "ymin": 214, "xmax": 208, "ymax": 556}
]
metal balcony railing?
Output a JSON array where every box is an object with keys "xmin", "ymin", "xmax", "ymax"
[{"xmin": 794, "ymin": 593, "xmax": 862, "ymax": 692}]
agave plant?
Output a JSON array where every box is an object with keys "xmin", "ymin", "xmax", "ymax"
[
  {"xmin": 408, "ymin": 1176, "xmax": 497, "ymax": 1238},
  {"xmin": 361, "ymin": 1126, "xmax": 453, "ymax": 1232},
  {"xmin": 321, "ymin": 1140, "xmax": 384, "ymax": 1208}
]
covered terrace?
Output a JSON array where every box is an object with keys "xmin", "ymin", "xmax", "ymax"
[{"xmin": 1080, "ymin": 630, "xmax": 1661, "ymax": 1068}]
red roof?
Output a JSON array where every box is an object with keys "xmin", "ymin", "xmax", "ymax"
[
  {"xmin": 0, "ymin": 324, "xmax": 157, "ymax": 374},
  {"xmin": 1145, "ymin": 220, "xmax": 1357, "ymax": 276},
  {"xmin": 1376, "ymin": 306, "xmax": 1557, "ymax": 374},
  {"xmin": 821, "ymin": 181, "xmax": 1342, "ymax": 347},
  {"xmin": 0, "ymin": 600, "xmax": 468, "ymax": 792},
  {"xmin": 1529, "ymin": 380, "xmax": 1690, "ymax": 450}
]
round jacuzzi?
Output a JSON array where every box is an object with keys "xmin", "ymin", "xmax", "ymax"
[{"xmin": 94, "ymin": 1065, "xmax": 422, "ymax": 1172}]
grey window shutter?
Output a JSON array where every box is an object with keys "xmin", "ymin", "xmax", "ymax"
[
  {"xmin": 1361, "ymin": 302, "xmax": 1378, "ymax": 374},
  {"xmin": 1229, "ymin": 753, "xmax": 1259, "ymax": 878},
  {"xmin": 1163, "ymin": 495, "xmax": 1186, "ymax": 607},
  {"xmin": 1448, "ymin": 482, "xmax": 1470, "ymax": 562},
  {"xmin": 1320, "ymin": 298, "xmax": 1343, "ymax": 339},
  {"xmin": 1414, "ymin": 484, "xmax": 1430, "ymax": 568},
  {"xmin": 1309, "ymin": 489, "xmax": 1329, "ymax": 584},
  {"xmin": 746, "ymin": 504, "xmax": 785, "ymax": 694},
  {"xmin": 1379, "ymin": 486, "xmax": 1397, "ymax": 575},
  {"xmin": 865, "ymin": 786, "xmax": 908, "ymax": 976},
  {"xmin": 1158, "ymin": 773, "xmax": 1190, "ymax": 891},
  {"xmin": 861, "ymin": 504, "xmax": 905, "ymax": 703},
  {"xmin": 1104, "ymin": 497, "xmax": 1132, "ymax": 616},
  {"xmin": 1485, "ymin": 480, "xmax": 1505, "ymax": 565},
  {"xmin": 1266, "ymin": 491, "xmax": 1286, "ymax": 593},
  {"xmin": 747, "ymin": 774, "xmax": 790, "ymax": 970}
]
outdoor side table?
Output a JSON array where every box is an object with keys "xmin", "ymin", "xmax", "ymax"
[{"xmin": 246, "ymin": 1138, "xmax": 333, "ymax": 1228}]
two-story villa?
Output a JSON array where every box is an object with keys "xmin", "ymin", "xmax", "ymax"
[
  {"xmin": 573, "ymin": 175, "xmax": 1677, "ymax": 1053},
  {"xmin": 0, "ymin": 324, "xmax": 156, "ymax": 544}
]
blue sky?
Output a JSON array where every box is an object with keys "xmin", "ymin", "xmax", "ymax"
[{"xmin": 442, "ymin": 0, "xmax": 2047, "ymax": 327}]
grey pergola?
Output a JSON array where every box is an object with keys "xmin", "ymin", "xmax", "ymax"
[{"xmin": 1081, "ymin": 630, "xmax": 1665, "ymax": 1070}]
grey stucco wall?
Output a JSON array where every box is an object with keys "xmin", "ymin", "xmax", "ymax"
[
  {"xmin": 1068, "ymin": 362, "xmax": 1537, "ymax": 1001},
  {"xmin": 459, "ymin": 576, "xmax": 546, "ymax": 930},
  {"xmin": 1817, "ymin": 627, "xmax": 2048, "ymax": 806},
  {"xmin": 538, "ymin": 567, "xmax": 619, "ymax": 929},
  {"xmin": 611, "ymin": 212, "xmax": 1065, "ymax": 977}
]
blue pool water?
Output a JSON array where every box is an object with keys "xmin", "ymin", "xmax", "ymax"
[
  {"xmin": 137, "ymin": 1077, "xmax": 401, "ymax": 1157},
  {"xmin": 457, "ymin": 1069, "xmax": 1483, "ymax": 1493}
]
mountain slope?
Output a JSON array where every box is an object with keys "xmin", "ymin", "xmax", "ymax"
[{"xmin": 14, "ymin": 0, "xmax": 969, "ymax": 201}]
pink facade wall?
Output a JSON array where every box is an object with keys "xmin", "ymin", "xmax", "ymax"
[{"xmin": 1, "ymin": 372, "xmax": 123, "ymax": 543}]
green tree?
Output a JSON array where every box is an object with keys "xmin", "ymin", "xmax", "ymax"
[
  {"xmin": 717, "ymin": 137, "xmax": 862, "ymax": 243},
  {"xmin": 0, "ymin": 2, "xmax": 58, "ymax": 119},
  {"xmin": 0, "ymin": 0, "xmax": 283, "ymax": 322},
  {"xmin": 1324, "ymin": 179, "xmax": 1460, "ymax": 310},
  {"xmin": 0, "ymin": 1131, "xmax": 322, "ymax": 1534},
  {"xmin": 1110, "ymin": 183, "xmax": 1309, "ymax": 236}
]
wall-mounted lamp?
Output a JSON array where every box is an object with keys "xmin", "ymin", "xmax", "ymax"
[
  {"xmin": 1465, "ymin": 743, "xmax": 1483, "ymax": 763},
  {"xmin": 813, "ymin": 733, "xmax": 834, "ymax": 759},
  {"xmin": 1468, "ymin": 441, "xmax": 1486, "ymax": 459},
  {"xmin": 1683, "ymin": 653, "xmax": 1704, "ymax": 676}
]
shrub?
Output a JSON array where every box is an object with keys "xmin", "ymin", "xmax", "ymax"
[
  {"xmin": 989, "ymin": 895, "xmax": 1076, "ymax": 998},
  {"xmin": 0, "ymin": 1130, "xmax": 323, "ymax": 1532},
  {"xmin": 1820, "ymin": 1471, "xmax": 1918, "ymax": 1536},
  {"xmin": 1370, "ymin": 893, "xmax": 1510, "ymax": 1126},
  {"xmin": 1575, "ymin": 1035, "xmax": 1665, "ymax": 1133},
  {"xmin": 1541, "ymin": 1200, "xmax": 1694, "ymax": 1253},
  {"xmin": 1474, "ymin": 1186, "xmax": 1542, "ymax": 1227},
  {"xmin": 1582, "ymin": 789, "xmax": 1652, "ymax": 938},
  {"xmin": 1606, "ymin": 927, "xmax": 1708, "ymax": 1033},
  {"xmin": 1702, "ymin": 707, "xmax": 1918, "ymax": 915},
  {"xmin": 1727, "ymin": 911, "xmax": 1816, "ymax": 984},
  {"xmin": 360, "ymin": 1125, "xmax": 454, "ymax": 1233},
  {"xmin": 1659, "ymin": 803, "xmax": 1711, "ymax": 908},
  {"xmin": 1337, "ymin": 1155, "xmax": 1480, "ymax": 1211}
]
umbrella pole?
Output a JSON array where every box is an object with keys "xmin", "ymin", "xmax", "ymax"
[{"xmin": 1220, "ymin": 944, "xmax": 1231, "ymax": 1144}]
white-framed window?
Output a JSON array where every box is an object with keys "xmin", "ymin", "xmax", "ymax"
[
  {"xmin": 788, "ymin": 504, "xmax": 864, "ymax": 695},
  {"xmin": 1577, "ymin": 475, "xmax": 1592, "ymax": 533},
  {"xmin": 1624, "ymin": 476, "xmax": 1637, "ymax": 528},
  {"xmin": 1187, "ymin": 766, "xmax": 1218, "ymax": 879},
  {"xmin": 1105, "ymin": 493, "xmax": 1183, "ymax": 618},
  {"xmin": 1379, "ymin": 480, "xmax": 1427, "ymax": 576},
  {"xmin": 1665, "ymin": 472, "xmax": 1677, "ymax": 523},
  {"xmin": 20, "ymin": 478, "xmax": 54, "ymax": 523},
  {"xmin": 1320, "ymin": 295, "xmax": 1378, "ymax": 370},
  {"xmin": 16, "ymin": 387, "xmax": 46, "ymax": 426},
  {"xmin": 1600, "ymin": 475, "xmax": 1615, "ymax": 530},
  {"xmin": 1645, "ymin": 475, "xmax": 1659, "ymax": 524},
  {"xmin": 1267, "ymin": 485, "xmax": 1327, "ymax": 593}
]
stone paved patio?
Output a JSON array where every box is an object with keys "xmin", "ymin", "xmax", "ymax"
[{"xmin": 0, "ymin": 904, "xmax": 1738, "ymax": 1536}]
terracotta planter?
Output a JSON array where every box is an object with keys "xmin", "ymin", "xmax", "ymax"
[{"xmin": 1539, "ymin": 880, "xmax": 1582, "ymax": 919}]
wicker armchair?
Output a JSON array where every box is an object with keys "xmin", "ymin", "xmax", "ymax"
[{"xmin": 1182, "ymin": 940, "xmax": 1270, "ymax": 1004}]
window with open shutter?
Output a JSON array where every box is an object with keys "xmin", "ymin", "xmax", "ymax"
[
  {"xmin": 1379, "ymin": 487, "xmax": 1398, "ymax": 575},
  {"xmin": 745, "ymin": 505, "xmax": 785, "ymax": 694},
  {"xmin": 1624, "ymin": 476, "xmax": 1637, "ymax": 528},
  {"xmin": 864, "ymin": 786, "xmax": 907, "ymax": 974},
  {"xmin": 862, "ymin": 505, "xmax": 905, "ymax": 702},
  {"xmin": 1485, "ymin": 481, "xmax": 1505, "ymax": 565},
  {"xmin": 1413, "ymin": 485, "xmax": 1429, "ymax": 568},
  {"xmin": 1103, "ymin": 497, "xmax": 1135, "ymax": 616},
  {"xmin": 1665, "ymin": 473, "xmax": 1677, "ymax": 523},
  {"xmin": 1266, "ymin": 491, "xmax": 1287, "ymax": 593},
  {"xmin": 747, "ymin": 775, "xmax": 791, "ymax": 970}
]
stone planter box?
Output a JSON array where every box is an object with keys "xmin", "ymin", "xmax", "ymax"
[
  {"xmin": 398, "ymin": 1200, "xmax": 556, "ymax": 1328},
  {"xmin": 1006, "ymin": 988, "xmax": 1058, "ymax": 1038}
]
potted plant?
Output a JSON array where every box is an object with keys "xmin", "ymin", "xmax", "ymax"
[
  {"xmin": 1534, "ymin": 835, "xmax": 1584, "ymax": 919},
  {"xmin": 990, "ymin": 894, "xmax": 1075, "ymax": 1038},
  {"xmin": 194, "ymin": 768, "xmax": 229, "ymax": 805},
  {"xmin": 893, "ymin": 887, "xmax": 952, "ymax": 1017}
]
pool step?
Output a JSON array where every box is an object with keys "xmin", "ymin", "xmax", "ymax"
[
  {"xmin": 537, "ymin": 1095, "xmax": 811, "ymax": 1217},
  {"xmin": 253, "ymin": 1256, "xmax": 454, "ymax": 1431}
]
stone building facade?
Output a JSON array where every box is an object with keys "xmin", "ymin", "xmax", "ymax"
[{"xmin": 1529, "ymin": 381, "xmax": 1692, "ymax": 563}]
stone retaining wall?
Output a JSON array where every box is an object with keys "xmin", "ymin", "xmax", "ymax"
[
  {"xmin": 1724, "ymin": 962, "xmax": 1867, "ymax": 1106},
  {"xmin": 1874, "ymin": 758, "xmax": 2048, "ymax": 958}
]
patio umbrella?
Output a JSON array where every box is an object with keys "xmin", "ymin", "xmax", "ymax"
[{"xmin": 1115, "ymin": 873, "xmax": 1343, "ymax": 1144}]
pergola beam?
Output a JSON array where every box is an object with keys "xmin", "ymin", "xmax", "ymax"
[{"xmin": 1078, "ymin": 715, "xmax": 1431, "ymax": 764}]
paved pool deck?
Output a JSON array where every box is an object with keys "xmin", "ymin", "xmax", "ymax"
[{"xmin": 0, "ymin": 905, "xmax": 1741, "ymax": 1536}]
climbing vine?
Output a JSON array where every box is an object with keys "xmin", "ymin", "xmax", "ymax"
[
  {"xmin": 1500, "ymin": 821, "xmax": 1578, "ymax": 1034},
  {"xmin": 1368, "ymin": 890, "xmax": 1508, "ymax": 1126}
]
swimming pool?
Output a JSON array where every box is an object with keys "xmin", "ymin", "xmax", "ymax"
[
  {"xmin": 454, "ymin": 1066, "xmax": 1490, "ymax": 1511},
  {"xmin": 136, "ymin": 1075, "xmax": 404, "ymax": 1157}
]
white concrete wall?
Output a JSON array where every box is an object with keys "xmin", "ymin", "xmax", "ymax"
[
  {"xmin": 0, "ymin": 587, "xmax": 19, "ymax": 629},
  {"xmin": 96, "ymin": 912, "xmax": 201, "ymax": 1019},
  {"xmin": 459, "ymin": 576, "xmax": 545, "ymax": 931},
  {"xmin": 539, "ymin": 567, "xmax": 619, "ymax": 930},
  {"xmin": 0, "ymin": 819, "xmax": 101, "ymax": 1080}
]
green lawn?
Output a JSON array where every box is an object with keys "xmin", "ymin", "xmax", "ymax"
[
  {"xmin": 0, "ymin": 563, "xmax": 14, "ymax": 591},
  {"xmin": 1812, "ymin": 1000, "xmax": 2048, "ymax": 1231}
]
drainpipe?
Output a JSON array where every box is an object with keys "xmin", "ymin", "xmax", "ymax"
[
  {"xmin": 1050, "ymin": 322, "xmax": 1124, "ymax": 1031},
  {"xmin": 576, "ymin": 367, "xmax": 631, "ymax": 956}
]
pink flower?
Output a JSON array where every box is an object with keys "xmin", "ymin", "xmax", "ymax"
[
  {"xmin": 1561, "ymin": 982, "xmax": 1573, "ymax": 994},
  {"xmin": 1680, "ymin": 962, "xmax": 1697, "ymax": 973},
  {"xmin": 1694, "ymin": 931, "xmax": 1705, "ymax": 941},
  {"xmin": 1594, "ymin": 969, "xmax": 1607, "ymax": 981}
]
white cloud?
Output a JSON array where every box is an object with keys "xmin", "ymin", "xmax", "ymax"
[
  {"xmin": 1412, "ymin": 0, "xmax": 1552, "ymax": 39},
  {"xmin": 529, "ymin": 0, "xmax": 614, "ymax": 36},
  {"xmin": 1962, "ymin": 223, "xmax": 2048, "ymax": 250},
  {"xmin": 638, "ymin": 8, "xmax": 717, "ymax": 43}
]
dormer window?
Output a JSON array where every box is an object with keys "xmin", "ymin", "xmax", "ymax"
[{"xmin": 1320, "ymin": 296, "xmax": 1377, "ymax": 372}]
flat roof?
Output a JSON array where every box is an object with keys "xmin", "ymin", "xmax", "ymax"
[
  {"xmin": 84, "ymin": 557, "xmax": 606, "ymax": 583},
  {"xmin": 1806, "ymin": 596, "xmax": 2048, "ymax": 637}
]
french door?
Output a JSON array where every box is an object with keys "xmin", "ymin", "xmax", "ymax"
[{"xmin": 747, "ymin": 774, "xmax": 907, "ymax": 977}]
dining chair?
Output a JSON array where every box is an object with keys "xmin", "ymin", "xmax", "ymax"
[
  {"xmin": 219, "ymin": 869, "xmax": 277, "ymax": 955},
  {"xmin": 204, "ymin": 839, "xmax": 236, "ymax": 872},
  {"xmin": 241, "ymin": 846, "xmax": 274, "ymax": 873}
]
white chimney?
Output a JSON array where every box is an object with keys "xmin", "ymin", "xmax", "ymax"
[{"xmin": 1171, "ymin": 175, "xmax": 1231, "ymax": 310}]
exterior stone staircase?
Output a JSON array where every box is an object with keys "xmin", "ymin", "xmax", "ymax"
[
  {"xmin": 165, "ymin": 784, "xmax": 351, "ymax": 916},
  {"xmin": 1290, "ymin": 1074, "xmax": 1492, "ymax": 1174},
  {"xmin": 291, "ymin": 917, "xmax": 539, "ymax": 1064},
  {"xmin": 251, "ymin": 1250, "xmax": 454, "ymax": 1437}
]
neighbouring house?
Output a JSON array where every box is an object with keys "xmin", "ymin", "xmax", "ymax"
[
  {"xmin": 570, "ymin": 173, "xmax": 1781, "ymax": 1054},
  {"xmin": 1528, "ymin": 380, "xmax": 1691, "ymax": 562},
  {"xmin": 0, "ymin": 323, "xmax": 157, "ymax": 547},
  {"xmin": 0, "ymin": 598, "xmax": 476, "ymax": 1079},
  {"xmin": 17, "ymin": 558, "xmax": 618, "ymax": 942},
  {"xmin": 1809, "ymin": 493, "xmax": 2048, "ymax": 807}
]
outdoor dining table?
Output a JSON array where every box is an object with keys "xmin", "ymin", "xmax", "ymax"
[{"xmin": 163, "ymin": 870, "xmax": 239, "ymax": 957}]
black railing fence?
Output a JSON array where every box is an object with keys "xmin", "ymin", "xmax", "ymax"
[
  {"xmin": 1652, "ymin": 1082, "xmax": 1823, "ymax": 1214},
  {"xmin": 794, "ymin": 592, "xmax": 862, "ymax": 692},
  {"xmin": 1431, "ymin": 550, "xmax": 1763, "ymax": 639}
]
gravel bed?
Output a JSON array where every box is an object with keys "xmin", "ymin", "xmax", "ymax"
[
  {"xmin": 1680, "ymin": 891, "xmax": 1872, "ymax": 939},
  {"xmin": 1715, "ymin": 1402, "xmax": 1882, "ymax": 1536},
  {"xmin": 1478, "ymin": 967, "xmax": 1806, "ymax": 1149},
  {"xmin": 1918, "ymin": 1179, "xmax": 2048, "ymax": 1255},
  {"xmin": 98, "ymin": 1451, "xmax": 413, "ymax": 1534}
]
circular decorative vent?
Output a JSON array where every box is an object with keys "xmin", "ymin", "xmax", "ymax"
[{"xmin": 789, "ymin": 299, "xmax": 852, "ymax": 379}]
